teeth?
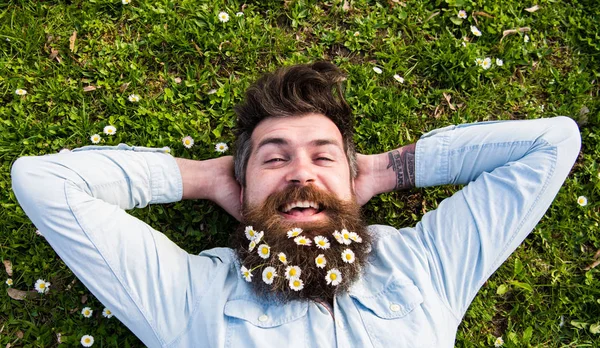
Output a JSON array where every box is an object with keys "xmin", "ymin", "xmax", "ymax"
[{"xmin": 282, "ymin": 200, "xmax": 321, "ymax": 213}]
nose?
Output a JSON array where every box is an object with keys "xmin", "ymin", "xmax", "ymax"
[{"xmin": 285, "ymin": 156, "xmax": 315, "ymax": 185}]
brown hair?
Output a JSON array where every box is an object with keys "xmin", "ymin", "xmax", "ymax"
[{"xmin": 233, "ymin": 61, "xmax": 357, "ymax": 186}]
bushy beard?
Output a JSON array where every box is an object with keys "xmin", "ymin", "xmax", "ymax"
[{"xmin": 230, "ymin": 185, "xmax": 371, "ymax": 303}]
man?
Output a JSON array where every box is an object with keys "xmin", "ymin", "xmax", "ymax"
[{"xmin": 11, "ymin": 62, "xmax": 580, "ymax": 347}]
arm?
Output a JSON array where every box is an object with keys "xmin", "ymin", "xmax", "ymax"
[{"xmin": 11, "ymin": 145, "xmax": 232, "ymax": 346}]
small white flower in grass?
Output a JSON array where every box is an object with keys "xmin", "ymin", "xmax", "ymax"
[
  {"xmin": 470, "ymin": 25, "xmax": 482, "ymax": 37},
  {"xmin": 90, "ymin": 134, "xmax": 101, "ymax": 144},
  {"xmin": 315, "ymin": 254, "xmax": 327, "ymax": 268},
  {"xmin": 458, "ymin": 10, "xmax": 467, "ymax": 19},
  {"xmin": 103, "ymin": 125, "xmax": 117, "ymax": 135},
  {"xmin": 248, "ymin": 240, "xmax": 256, "ymax": 252},
  {"xmin": 262, "ymin": 266, "xmax": 277, "ymax": 285},
  {"xmin": 577, "ymin": 196, "xmax": 588, "ymax": 206},
  {"xmin": 475, "ymin": 58, "xmax": 484, "ymax": 66},
  {"xmin": 494, "ymin": 336, "xmax": 504, "ymax": 347},
  {"xmin": 236, "ymin": 12, "xmax": 244, "ymax": 17},
  {"xmin": 81, "ymin": 307, "xmax": 93, "ymax": 318},
  {"xmin": 524, "ymin": 34, "xmax": 530, "ymax": 43},
  {"xmin": 241, "ymin": 266, "xmax": 253, "ymax": 282},
  {"xmin": 341, "ymin": 249, "xmax": 355, "ymax": 263},
  {"xmin": 207, "ymin": 89, "xmax": 217, "ymax": 95},
  {"xmin": 496, "ymin": 58, "xmax": 503, "ymax": 66},
  {"xmin": 245, "ymin": 226, "xmax": 257, "ymax": 240},
  {"xmin": 218, "ymin": 11, "xmax": 230, "ymax": 23},
  {"xmin": 326, "ymin": 268, "xmax": 342, "ymax": 286},
  {"xmin": 353, "ymin": 31, "xmax": 360, "ymax": 37},
  {"xmin": 372, "ymin": 67, "xmax": 383, "ymax": 74},
  {"xmin": 80, "ymin": 335, "xmax": 94, "ymax": 347},
  {"xmin": 332, "ymin": 230, "xmax": 344, "ymax": 244},
  {"xmin": 481, "ymin": 57, "xmax": 492, "ymax": 70},
  {"xmin": 278, "ymin": 252, "xmax": 288, "ymax": 264},
  {"xmin": 257, "ymin": 244, "xmax": 271, "ymax": 259},
  {"xmin": 289, "ymin": 278, "xmax": 304, "ymax": 291},
  {"xmin": 285, "ymin": 265, "xmax": 301, "ymax": 280},
  {"xmin": 122, "ymin": 0, "xmax": 131, "ymax": 4},
  {"xmin": 57, "ymin": 333, "xmax": 62, "ymax": 344},
  {"xmin": 287, "ymin": 227, "xmax": 303, "ymax": 238},
  {"xmin": 182, "ymin": 136, "xmax": 194, "ymax": 148},
  {"xmin": 6, "ymin": 278, "xmax": 13, "ymax": 286},
  {"xmin": 102, "ymin": 308, "xmax": 113, "ymax": 318},
  {"xmin": 35, "ymin": 229, "xmax": 43, "ymax": 236},
  {"xmin": 348, "ymin": 232, "xmax": 362, "ymax": 243},
  {"xmin": 15, "ymin": 89, "xmax": 27, "ymax": 96},
  {"xmin": 294, "ymin": 235, "xmax": 312, "ymax": 246},
  {"xmin": 215, "ymin": 142, "xmax": 228, "ymax": 153},
  {"xmin": 34, "ymin": 279, "xmax": 50, "ymax": 294},
  {"xmin": 314, "ymin": 236, "xmax": 330, "ymax": 250},
  {"xmin": 393, "ymin": 74, "xmax": 404, "ymax": 83},
  {"xmin": 128, "ymin": 94, "xmax": 140, "ymax": 102},
  {"xmin": 461, "ymin": 41, "xmax": 467, "ymax": 47}
]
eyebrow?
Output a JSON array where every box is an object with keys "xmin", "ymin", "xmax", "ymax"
[{"xmin": 255, "ymin": 137, "xmax": 342, "ymax": 152}]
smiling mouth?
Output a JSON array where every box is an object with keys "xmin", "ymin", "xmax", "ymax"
[{"xmin": 278, "ymin": 200, "xmax": 326, "ymax": 219}]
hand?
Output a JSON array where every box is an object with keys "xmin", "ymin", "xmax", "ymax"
[{"xmin": 353, "ymin": 153, "xmax": 380, "ymax": 206}]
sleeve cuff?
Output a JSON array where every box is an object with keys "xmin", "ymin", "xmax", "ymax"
[{"xmin": 415, "ymin": 125, "xmax": 452, "ymax": 188}]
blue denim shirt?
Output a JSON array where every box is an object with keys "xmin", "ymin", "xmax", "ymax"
[{"xmin": 11, "ymin": 117, "xmax": 580, "ymax": 347}]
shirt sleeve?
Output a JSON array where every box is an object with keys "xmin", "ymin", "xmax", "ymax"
[
  {"xmin": 11, "ymin": 144, "xmax": 226, "ymax": 347},
  {"xmin": 413, "ymin": 116, "xmax": 581, "ymax": 318}
]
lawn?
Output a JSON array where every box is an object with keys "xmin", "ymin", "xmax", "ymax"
[{"xmin": 1, "ymin": 0, "xmax": 599, "ymax": 346}]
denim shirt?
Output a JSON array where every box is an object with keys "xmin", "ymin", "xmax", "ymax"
[{"xmin": 11, "ymin": 117, "xmax": 580, "ymax": 348}]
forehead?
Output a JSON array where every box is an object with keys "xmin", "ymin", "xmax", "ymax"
[{"xmin": 251, "ymin": 113, "xmax": 344, "ymax": 150}]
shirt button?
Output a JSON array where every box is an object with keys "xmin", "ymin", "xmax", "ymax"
[
  {"xmin": 258, "ymin": 314, "xmax": 268, "ymax": 322},
  {"xmin": 336, "ymin": 318, "xmax": 345, "ymax": 329},
  {"xmin": 389, "ymin": 303, "xmax": 401, "ymax": 312}
]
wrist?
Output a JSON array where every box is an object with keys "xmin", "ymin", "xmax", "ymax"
[{"xmin": 176, "ymin": 157, "xmax": 232, "ymax": 200}]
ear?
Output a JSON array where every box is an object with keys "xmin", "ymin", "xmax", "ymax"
[{"xmin": 239, "ymin": 187, "xmax": 244, "ymax": 206}]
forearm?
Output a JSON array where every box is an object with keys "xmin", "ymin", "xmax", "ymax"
[
  {"xmin": 175, "ymin": 156, "xmax": 233, "ymax": 201},
  {"xmin": 366, "ymin": 143, "xmax": 417, "ymax": 195}
]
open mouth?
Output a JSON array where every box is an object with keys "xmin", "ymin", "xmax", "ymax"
[{"xmin": 278, "ymin": 200, "xmax": 326, "ymax": 220}]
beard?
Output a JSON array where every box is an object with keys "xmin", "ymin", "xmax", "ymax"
[{"xmin": 230, "ymin": 184, "xmax": 372, "ymax": 303}]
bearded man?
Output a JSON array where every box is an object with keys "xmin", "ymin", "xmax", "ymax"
[{"xmin": 12, "ymin": 62, "xmax": 580, "ymax": 347}]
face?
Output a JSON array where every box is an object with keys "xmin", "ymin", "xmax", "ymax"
[{"xmin": 243, "ymin": 113, "xmax": 354, "ymax": 222}]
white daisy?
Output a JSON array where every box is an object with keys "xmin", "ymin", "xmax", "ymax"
[
  {"xmin": 340, "ymin": 229, "xmax": 352, "ymax": 245},
  {"xmin": 332, "ymin": 230, "xmax": 345, "ymax": 244},
  {"xmin": 248, "ymin": 240, "xmax": 256, "ymax": 252},
  {"xmin": 253, "ymin": 231, "xmax": 264, "ymax": 244},
  {"xmin": 393, "ymin": 74, "xmax": 404, "ymax": 83},
  {"xmin": 372, "ymin": 67, "xmax": 383, "ymax": 74},
  {"xmin": 348, "ymin": 232, "xmax": 362, "ymax": 243},
  {"xmin": 35, "ymin": 229, "xmax": 43, "ymax": 236},
  {"xmin": 102, "ymin": 308, "xmax": 113, "ymax": 318},
  {"xmin": 458, "ymin": 10, "xmax": 467, "ymax": 19},
  {"xmin": 257, "ymin": 244, "xmax": 271, "ymax": 259},
  {"xmin": 81, "ymin": 307, "xmax": 93, "ymax": 318},
  {"xmin": 215, "ymin": 142, "xmax": 228, "ymax": 153},
  {"xmin": 262, "ymin": 266, "xmax": 277, "ymax": 285},
  {"xmin": 241, "ymin": 266, "xmax": 253, "ymax": 282},
  {"xmin": 461, "ymin": 41, "xmax": 467, "ymax": 47},
  {"xmin": 289, "ymin": 278, "xmax": 304, "ymax": 291},
  {"xmin": 90, "ymin": 134, "xmax": 101, "ymax": 144},
  {"xmin": 494, "ymin": 336, "xmax": 504, "ymax": 347},
  {"xmin": 182, "ymin": 136, "xmax": 194, "ymax": 149},
  {"xmin": 103, "ymin": 125, "xmax": 117, "ymax": 135},
  {"xmin": 294, "ymin": 236, "xmax": 312, "ymax": 246},
  {"xmin": 245, "ymin": 226, "xmax": 257, "ymax": 240},
  {"xmin": 15, "ymin": 89, "xmax": 27, "ymax": 96},
  {"xmin": 80, "ymin": 335, "xmax": 94, "ymax": 347},
  {"xmin": 34, "ymin": 279, "xmax": 50, "ymax": 294},
  {"xmin": 57, "ymin": 333, "xmax": 62, "ymax": 344},
  {"xmin": 285, "ymin": 265, "xmax": 301, "ymax": 280},
  {"xmin": 353, "ymin": 31, "xmax": 360, "ymax": 37},
  {"xmin": 218, "ymin": 11, "xmax": 230, "ymax": 23},
  {"xmin": 278, "ymin": 252, "xmax": 288, "ymax": 264},
  {"xmin": 287, "ymin": 227, "xmax": 303, "ymax": 238},
  {"xmin": 577, "ymin": 196, "xmax": 588, "ymax": 206},
  {"xmin": 314, "ymin": 236, "xmax": 330, "ymax": 250},
  {"xmin": 122, "ymin": 0, "xmax": 131, "ymax": 4},
  {"xmin": 315, "ymin": 254, "xmax": 327, "ymax": 268},
  {"xmin": 524, "ymin": 34, "xmax": 530, "ymax": 42},
  {"xmin": 236, "ymin": 12, "xmax": 244, "ymax": 17},
  {"xmin": 496, "ymin": 58, "xmax": 503, "ymax": 66},
  {"xmin": 326, "ymin": 268, "xmax": 342, "ymax": 286},
  {"xmin": 341, "ymin": 249, "xmax": 355, "ymax": 263},
  {"xmin": 6, "ymin": 278, "xmax": 13, "ymax": 286},
  {"xmin": 470, "ymin": 25, "xmax": 482, "ymax": 37},
  {"xmin": 207, "ymin": 89, "xmax": 217, "ymax": 95},
  {"xmin": 481, "ymin": 57, "xmax": 492, "ymax": 70},
  {"xmin": 128, "ymin": 94, "xmax": 140, "ymax": 102},
  {"xmin": 475, "ymin": 58, "xmax": 484, "ymax": 66}
]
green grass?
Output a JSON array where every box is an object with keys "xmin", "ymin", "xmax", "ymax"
[{"xmin": 1, "ymin": 0, "xmax": 599, "ymax": 346}]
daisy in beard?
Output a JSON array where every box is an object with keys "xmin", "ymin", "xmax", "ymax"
[
  {"xmin": 278, "ymin": 252, "xmax": 288, "ymax": 264},
  {"xmin": 340, "ymin": 229, "xmax": 352, "ymax": 245},
  {"xmin": 314, "ymin": 236, "xmax": 330, "ymax": 249},
  {"xmin": 253, "ymin": 231, "xmax": 264, "ymax": 244},
  {"xmin": 294, "ymin": 235, "xmax": 312, "ymax": 246},
  {"xmin": 289, "ymin": 278, "xmax": 304, "ymax": 291},
  {"xmin": 326, "ymin": 269, "xmax": 342, "ymax": 286},
  {"xmin": 241, "ymin": 266, "xmax": 253, "ymax": 282},
  {"xmin": 81, "ymin": 307, "xmax": 93, "ymax": 318},
  {"xmin": 341, "ymin": 249, "xmax": 355, "ymax": 263},
  {"xmin": 332, "ymin": 230, "xmax": 344, "ymax": 244},
  {"xmin": 285, "ymin": 265, "xmax": 301, "ymax": 280},
  {"xmin": 102, "ymin": 308, "xmax": 114, "ymax": 318},
  {"xmin": 245, "ymin": 226, "xmax": 257, "ymax": 240},
  {"xmin": 348, "ymin": 232, "xmax": 362, "ymax": 243},
  {"xmin": 262, "ymin": 266, "xmax": 277, "ymax": 285},
  {"xmin": 248, "ymin": 240, "xmax": 256, "ymax": 252},
  {"xmin": 34, "ymin": 279, "xmax": 50, "ymax": 294},
  {"xmin": 287, "ymin": 227, "xmax": 303, "ymax": 238},
  {"xmin": 257, "ymin": 244, "xmax": 271, "ymax": 259},
  {"xmin": 315, "ymin": 254, "xmax": 327, "ymax": 268}
]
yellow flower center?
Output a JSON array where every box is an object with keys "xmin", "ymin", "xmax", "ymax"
[
  {"xmin": 318, "ymin": 241, "xmax": 325, "ymax": 246},
  {"xmin": 261, "ymin": 247, "xmax": 268, "ymax": 254},
  {"xmin": 317, "ymin": 259, "xmax": 323, "ymax": 264},
  {"xmin": 266, "ymin": 272, "xmax": 273, "ymax": 279},
  {"xmin": 40, "ymin": 283, "xmax": 45, "ymax": 288},
  {"xmin": 346, "ymin": 254, "xmax": 351, "ymax": 260},
  {"xmin": 293, "ymin": 280, "xmax": 300, "ymax": 287},
  {"xmin": 330, "ymin": 273, "xmax": 337, "ymax": 280},
  {"xmin": 85, "ymin": 338, "xmax": 91, "ymax": 343},
  {"xmin": 289, "ymin": 269, "xmax": 296, "ymax": 276},
  {"xmin": 184, "ymin": 139, "xmax": 190, "ymax": 145}
]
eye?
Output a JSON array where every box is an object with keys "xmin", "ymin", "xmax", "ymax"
[
  {"xmin": 265, "ymin": 158, "xmax": 286, "ymax": 163},
  {"xmin": 317, "ymin": 157, "xmax": 333, "ymax": 162}
]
